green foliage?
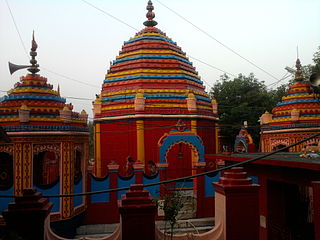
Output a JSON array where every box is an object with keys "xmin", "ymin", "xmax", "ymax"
[
  {"xmin": 163, "ymin": 190, "xmax": 184, "ymax": 239},
  {"xmin": 210, "ymin": 73, "xmax": 284, "ymax": 147},
  {"xmin": 210, "ymin": 46, "xmax": 320, "ymax": 149}
]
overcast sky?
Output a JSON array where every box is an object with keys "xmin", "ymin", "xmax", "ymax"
[{"xmin": 0, "ymin": 0, "xmax": 319, "ymax": 118}]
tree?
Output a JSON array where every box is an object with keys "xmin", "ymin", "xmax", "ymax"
[{"xmin": 210, "ymin": 73, "xmax": 283, "ymax": 148}]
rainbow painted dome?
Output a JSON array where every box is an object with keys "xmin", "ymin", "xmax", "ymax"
[
  {"xmin": 93, "ymin": 1, "xmax": 217, "ymax": 120},
  {"xmin": 0, "ymin": 36, "xmax": 88, "ymax": 133},
  {"xmin": 260, "ymin": 59, "xmax": 320, "ymax": 131}
]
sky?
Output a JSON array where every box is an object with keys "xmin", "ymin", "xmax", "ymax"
[{"xmin": 0, "ymin": 0, "xmax": 319, "ymax": 118}]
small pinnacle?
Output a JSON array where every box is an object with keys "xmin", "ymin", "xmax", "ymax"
[
  {"xmin": 143, "ymin": 0, "xmax": 157, "ymax": 27},
  {"xmin": 28, "ymin": 31, "xmax": 40, "ymax": 74}
]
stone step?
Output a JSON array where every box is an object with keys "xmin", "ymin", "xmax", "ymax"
[
  {"xmin": 75, "ymin": 233, "xmax": 112, "ymax": 239},
  {"xmin": 76, "ymin": 223, "xmax": 119, "ymax": 235},
  {"xmin": 156, "ymin": 217, "xmax": 214, "ymax": 229},
  {"xmin": 74, "ymin": 218, "xmax": 214, "ymax": 238},
  {"xmin": 161, "ymin": 226, "xmax": 214, "ymax": 235}
]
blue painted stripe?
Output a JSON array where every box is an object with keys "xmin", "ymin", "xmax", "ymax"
[
  {"xmin": 262, "ymin": 122, "xmax": 320, "ymax": 131},
  {"xmin": 145, "ymin": 94, "xmax": 187, "ymax": 99},
  {"xmin": 117, "ymin": 175, "xmax": 135, "ymax": 200},
  {"xmin": 0, "ymin": 185, "xmax": 13, "ymax": 215},
  {"xmin": 273, "ymin": 113, "xmax": 320, "ymax": 119},
  {"xmin": 113, "ymin": 55, "xmax": 192, "ymax": 65},
  {"xmin": 74, "ymin": 178, "xmax": 83, "ymax": 207},
  {"xmin": 3, "ymin": 124, "xmax": 89, "ymax": 132},
  {"xmin": 15, "ymin": 86, "xmax": 51, "ymax": 90},
  {"xmin": 105, "ymin": 74, "xmax": 202, "ymax": 84},
  {"xmin": 196, "ymin": 96, "xmax": 212, "ymax": 103},
  {"xmin": 124, "ymin": 36, "xmax": 176, "ymax": 45},
  {"xmin": 205, "ymin": 172, "xmax": 221, "ymax": 197},
  {"xmin": 143, "ymin": 174, "xmax": 160, "ymax": 198},
  {"xmin": 34, "ymin": 182, "xmax": 60, "ymax": 212},
  {"xmin": 102, "ymin": 95, "xmax": 135, "ymax": 103},
  {"xmin": 91, "ymin": 175, "xmax": 110, "ymax": 203},
  {"xmin": 277, "ymin": 99, "xmax": 320, "ymax": 106},
  {"xmin": 0, "ymin": 94, "xmax": 66, "ymax": 103}
]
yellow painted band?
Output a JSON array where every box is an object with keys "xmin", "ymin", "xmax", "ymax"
[
  {"xmin": 131, "ymin": 32, "xmax": 173, "ymax": 41},
  {"xmin": 270, "ymin": 116, "xmax": 320, "ymax": 122},
  {"xmin": 8, "ymin": 88, "xmax": 59, "ymax": 95},
  {"xmin": 116, "ymin": 50, "xmax": 187, "ymax": 60},
  {"xmin": 274, "ymin": 108, "xmax": 318, "ymax": 114},
  {"xmin": 101, "ymin": 104, "xmax": 134, "ymax": 111},
  {"xmin": 136, "ymin": 120, "xmax": 145, "ymax": 163},
  {"xmin": 106, "ymin": 69, "xmax": 200, "ymax": 80},
  {"xmin": 0, "ymin": 106, "xmax": 62, "ymax": 111},
  {"xmin": 95, "ymin": 123, "xmax": 101, "ymax": 177},
  {"xmin": 102, "ymin": 89, "xmax": 209, "ymax": 98},
  {"xmin": 282, "ymin": 94, "xmax": 315, "ymax": 100},
  {"xmin": 191, "ymin": 120, "xmax": 197, "ymax": 134}
]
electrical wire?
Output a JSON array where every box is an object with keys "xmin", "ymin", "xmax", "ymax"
[
  {"xmin": 1, "ymin": 131, "xmax": 318, "ymax": 198},
  {"xmin": 155, "ymin": 0, "xmax": 280, "ymax": 82},
  {"xmin": 80, "ymin": 0, "xmax": 139, "ymax": 32},
  {"xmin": 4, "ymin": 0, "xmax": 29, "ymax": 59},
  {"xmin": 41, "ymin": 67, "xmax": 100, "ymax": 89}
]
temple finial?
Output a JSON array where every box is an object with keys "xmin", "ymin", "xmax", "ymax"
[
  {"xmin": 57, "ymin": 84, "xmax": 60, "ymax": 96},
  {"xmin": 28, "ymin": 31, "xmax": 40, "ymax": 75},
  {"xmin": 143, "ymin": 0, "xmax": 157, "ymax": 27},
  {"xmin": 295, "ymin": 58, "xmax": 304, "ymax": 81}
]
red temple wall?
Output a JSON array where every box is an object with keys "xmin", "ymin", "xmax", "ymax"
[
  {"xmin": 197, "ymin": 120, "xmax": 217, "ymax": 154},
  {"xmin": 99, "ymin": 121, "xmax": 137, "ymax": 175}
]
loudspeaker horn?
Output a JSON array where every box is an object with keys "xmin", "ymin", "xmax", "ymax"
[
  {"xmin": 8, "ymin": 62, "xmax": 31, "ymax": 75},
  {"xmin": 310, "ymin": 73, "xmax": 320, "ymax": 87}
]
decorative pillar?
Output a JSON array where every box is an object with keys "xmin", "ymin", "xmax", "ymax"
[
  {"xmin": 133, "ymin": 162, "xmax": 144, "ymax": 184},
  {"xmin": 13, "ymin": 143, "xmax": 23, "ymax": 195},
  {"xmin": 156, "ymin": 163, "xmax": 168, "ymax": 197},
  {"xmin": 213, "ymin": 167, "xmax": 260, "ymax": 240},
  {"xmin": 119, "ymin": 184, "xmax": 156, "ymax": 240},
  {"xmin": 194, "ymin": 162, "xmax": 205, "ymax": 218},
  {"xmin": 95, "ymin": 123, "xmax": 101, "ymax": 177},
  {"xmin": 22, "ymin": 143, "xmax": 32, "ymax": 189},
  {"xmin": 107, "ymin": 163, "xmax": 120, "ymax": 221},
  {"xmin": 136, "ymin": 120, "xmax": 145, "ymax": 163},
  {"xmin": 61, "ymin": 141, "xmax": 74, "ymax": 219},
  {"xmin": 3, "ymin": 188, "xmax": 53, "ymax": 240},
  {"xmin": 215, "ymin": 123, "xmax": 219, "ymax": 153},
  {"xmin": 312, "ymin": 181, "xmax": 320, "ymax": 240}
]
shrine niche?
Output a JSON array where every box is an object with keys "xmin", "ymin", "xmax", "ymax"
[
  {"xmin": 0, "ymin": 152, "xmax": 13, "ymax": 190},
  {"xmin": 234, "ymin": 125, "xmax": 256, "ymax": 153},
  {"xmin": 74, "ymin": 149, "xmax": 82, "ymax": 184},
  {"xmin": 33, "ymin": 151, "xmax": 59, "ymax": 186}
]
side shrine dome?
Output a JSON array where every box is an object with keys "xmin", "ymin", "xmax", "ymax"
[
  {"xmin": 93, "ymin": 5, "xmax": 217, "ymax": 119},
  {"xmin": 0, "ymin": 34, "xmax": 89, "ymax": 222},
  {"xmin": 260, "ymin": 58, "xmax": 320, "ymax": 152},
  {"xmin": 93, "ymin": 1, "xmax": 219, "ymax": 177},
  {"xmin": 0, "ymin": 36, "xmax": 88, "ymax": 133}
]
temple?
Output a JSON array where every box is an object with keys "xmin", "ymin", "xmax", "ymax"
[
  {"xmin": 0, "ymin": 34, "xmax": 89, "ymax": 224},
  {"xmin": 260, "ymin": 58, "xmax": 320, "ymax": 152},
  {"xmin": 1, "ymin": 1, "xmax": 320, "ymax": 239},
  {"xmin": 93, "ymin": 0, "xmax": 219, "ymax": 178}
]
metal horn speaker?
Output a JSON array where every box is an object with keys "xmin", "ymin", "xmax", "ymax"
[
  {"xmin": 8, "ymin": 62, "xmax": 31, "ymax": 75},
  {"xmin": 310, "ymin": 73, "xmax": 320, "ymax": 87}
]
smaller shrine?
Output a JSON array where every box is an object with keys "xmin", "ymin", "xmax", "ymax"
[
  {"xmin": 0, "ymin": 33, "xmax": 89, "ymax": 224},
  {"xmin": 260, "ymin": 58, "xmax": 320, "ymax": 152},
  {"xmin": 234, "ymin": 121, "xmax": 256, "ymax": 153}
]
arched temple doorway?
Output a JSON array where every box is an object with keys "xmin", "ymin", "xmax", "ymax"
[{"xmin": 166, "ymin": 142, "xmax": 194, "ymax": 179}]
